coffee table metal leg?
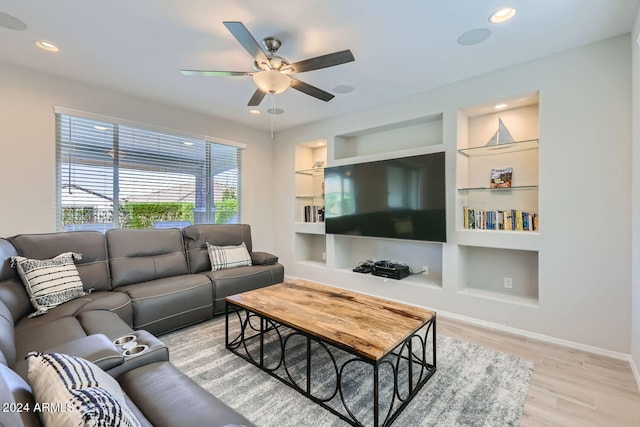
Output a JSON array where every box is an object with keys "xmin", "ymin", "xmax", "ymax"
[
  {"xmin": 374, "ymin": 364, "xmax": 380, "ymax": 427},
  {"xmin": 225, "ymin": 304, "xmax": 436, "ymax": 427}
]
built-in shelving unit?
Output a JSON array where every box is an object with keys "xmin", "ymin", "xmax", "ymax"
[
  {"xmin": 293, "ymin": 115, "xmax": 446, "ymax": 287},
  {"xmin": 333, "ymin": 235, "xmax": 443, "ymax": 288},
  {"xmin": 291, "ymin": 97, "xmax": 541, "ymax": 306},
  {"xmin": 294, "ymin": 139, "xmax": 327, "ymax": 266},
  {"xmin": 333, "ymin": 114, "xmax": 443, "ymax": 162},
  {"xmin": 456, "ymin": 92, "xmax": 540, "ymax": 304}
]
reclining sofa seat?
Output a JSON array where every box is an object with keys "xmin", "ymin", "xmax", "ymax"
[
  {"xmin": 106, "ymin": 228, "xmax": 214, "ymax": 335},
  {"xmin": 182, "ymin": 224, "xmax": 285, "ymax": 314}
]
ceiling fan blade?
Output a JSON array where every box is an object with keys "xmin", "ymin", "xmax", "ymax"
[
  {"xmin": 248, "ymin": 88, "xmax": 266, "ymax": 106},
  {"xmin": 223, "ymin": 21, "xmax": 269, "ymax": 66},
  {"xmin": 289, "ymin": 78, "xmax": 335, "ymax": 102},
  {"xmin": 180, "ymin": 70, "xmax": 251, "ymax": 77},
  {"xmin": 289, "ymin": 50, "xmax": 355, "ymax": 74}
]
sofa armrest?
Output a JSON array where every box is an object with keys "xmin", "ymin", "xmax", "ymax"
[
  {"xmin": 107, "ymin": 330, "xmax": 169, "ymax": 378},
  {"xmin": 44, "ymin": 334, "xmax": 124, "ymax": 371},
  {"xmin": 250, "ymin": 251, "xmax": 278, "ymax": 266}
]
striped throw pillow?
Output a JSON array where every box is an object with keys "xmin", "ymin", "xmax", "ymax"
[
  {"xmin": 206, "ymin": 242, "xmax": 252, "ymax": 271},
  {"xmin": 12, "ymin": 252, "xmax": 86, "ymax": 317},
  {"xmin": 26, "ymin": 352, "xmax": 141, "ymax": 427}
]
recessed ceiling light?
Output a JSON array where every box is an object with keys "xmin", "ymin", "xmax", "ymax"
[
  {"xmin": 35, "ymin": 40, "xmax": 60, "ymax": 52},
  {"xmin": 316, "ymin": 141, "xmax": 325, "ymax": 147},
  {"xmin": 495, "ymin": 103, "xmax": 508, "ymax": 109},
  {"xmin": 489, "ymin": 7, "xmax": 517, "ymax": 24},
  {"xmin": 249, "ymin": 109, "xmax": 261, "ymax": 115}
]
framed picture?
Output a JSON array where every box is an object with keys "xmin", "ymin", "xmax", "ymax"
[{"xmin": 490, "ymin": 167, "xmax": 513, "ymax": 188}]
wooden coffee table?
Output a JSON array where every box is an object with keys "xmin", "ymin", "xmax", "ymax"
[{"xmin": 225, "ymin": 280, "xmax": 436, "ymax": 427}]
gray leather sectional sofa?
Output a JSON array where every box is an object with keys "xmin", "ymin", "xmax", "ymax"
[{"xmin": 0, "ymin": 224, "xmax": 284, "ymax": 427}]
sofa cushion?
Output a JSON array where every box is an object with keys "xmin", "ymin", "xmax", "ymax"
[
  {"xmin": 106, "ymin": 229, "xmax": 189, "ymax": 288},
  {"xmin": 114, "ymin": 275, "xmax": 213, "ymax": 334},
  {"xmin": 14, "ymin": 310, "xmax": 134, "ymax": 374},
  {"xmin": 76, "ymin": 310, "xmax": 135, "ymax": 341},
  {"xmin": 26, "ymin": 352, "xmax": 140, "ymax": 427},
  {"xmin": 118, "ymin": 361, "xmax": 255, "ymax": 427},
  {"xmin": 15, "ymin": 316, "xmax": 89, "ymax": 371},
  {"xmin": 250, "ymin": 251, "xmax": 279, "ymax": 266},
  {"xmin": 206, "ymin": 242, "xmax": 252, "ymax": 271},
  {"xmin": 124, "ymin": 394, "xmax": 154, "ymax": 427},
  {"xmin": 12, "ymin": 252, "xmax": 86, "ymax": 317},
  {"xmin": 203, "ymin": 264, "xmax": 285, "ymax": 314},
  {"xmin": 72, "ymin": 291, "xmax": 134, "ymax": 327},
  {"xmin": 0, "ymin": 363, "xmax": 40, "ymax": 427},
  {"xmin": 183, "ymin": 224, "xmax": 254, "ymax": 273},
  {"xmin": 0, "ymin": 239, "xmax": 41, "ymax": 323},
  {"xmin": 11, "ymin": 231, "xmax": 112, "ymax": 293},
  {"xmin": 0, "ymin": 300, "xmax": 16, "ymax": 367}
]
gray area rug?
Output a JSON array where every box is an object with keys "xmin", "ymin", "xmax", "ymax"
[{"xmin": 161, "ymin": 315, "xmax": 533, "ymax": 427}]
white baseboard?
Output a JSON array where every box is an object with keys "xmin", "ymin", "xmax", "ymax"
[
  {"xmin": 437, "ymin": 310, "xmax": 628, "ymax": 359},
  {"xmin": 428, "ymin": 310, "xmax": 640, "ymax": 392},
  {"xmin": 631, "ymin": 356, "xmax": 640, "ymax": 392}
]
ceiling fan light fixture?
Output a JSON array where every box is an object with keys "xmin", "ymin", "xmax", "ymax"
[{"xmin": 253, "ymin": 69, "xmax": 291, "ymax": 94}]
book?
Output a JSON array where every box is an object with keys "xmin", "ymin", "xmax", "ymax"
[
  {"xmin": 490, "ymin": 167, "xmax": 513, "ymax": 188},
  {"xmin": 462, "ymin": 208, "xmax": 537, "ymax": 232}
]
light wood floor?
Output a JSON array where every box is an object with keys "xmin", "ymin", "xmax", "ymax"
[{"xmin": 438, "ymin": 317, "xmax": 640, "ymax": 427}]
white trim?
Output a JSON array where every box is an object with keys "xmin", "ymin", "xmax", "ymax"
[
  {"xmin": 53, "ymin": 105, "xmax": 246, "ymax": 150},
  {"xmin": 632, "ymin": 357, "xmax": 640, "ymax": 392},
  {"xmin": 437, "ymin": 310, "xmax": 632, "ymax": 361}
]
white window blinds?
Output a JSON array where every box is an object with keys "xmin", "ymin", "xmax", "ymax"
[{"xmin": 56, "ymin": 112, "xmax": 241, "ymax": 232}]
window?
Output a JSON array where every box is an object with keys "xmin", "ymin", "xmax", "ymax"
[{"xmin": 55, "ymin": 110, "xmax": 242, "ymax": 232}]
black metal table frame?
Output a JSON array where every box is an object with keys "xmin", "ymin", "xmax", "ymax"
[{"xmin": 225, "ymin": 302, "xmax": 437, "ymax": 427}]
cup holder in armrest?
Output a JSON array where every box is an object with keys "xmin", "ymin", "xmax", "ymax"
[
  {"xmin": 123, "ymin": 344, "xmax": 148, "ymax": 358},
  {"xmin": 113, "ymin": 335, "xmax": 136, "ymax": 346},
  {"xmin": 106, "ymin": 330, "xmax": 169, "ymax": 377}
]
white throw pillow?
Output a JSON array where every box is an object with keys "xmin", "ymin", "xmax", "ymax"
[
  {"xmin": 206, "ymin": 242, "xmax": 252, "ymax": 271},
  {"xmin": 11, "ymin": 252, "xmax": 86, "ymax": 317},
  {"xmin": 26, "ymin": 352, "xmax": 140, "ymax": 427}
]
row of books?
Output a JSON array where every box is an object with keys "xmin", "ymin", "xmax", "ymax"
[
  {"xmin": 463, "ymin": 207, "xmax": 538, "ymax": 231},
  {"xmin": 301, "ymin": 205, "xmax": 325, "ymax": 223}
]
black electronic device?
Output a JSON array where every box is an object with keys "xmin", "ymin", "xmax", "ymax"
[
  {"xmin": 324, "ymin": 152, "xmax": 446, "ymax": 243},
  {"xmin": 371, "ymin": 260, "xmax": 411, "ymax": 280},
  {"xmin": 352, "ymin": 260, "xmax": 374, "ymax": 274}
]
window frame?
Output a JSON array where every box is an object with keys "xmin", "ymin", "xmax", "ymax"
[{"xmin": 54, "ymin": 107, "xmax": 245, "ymax": 231}]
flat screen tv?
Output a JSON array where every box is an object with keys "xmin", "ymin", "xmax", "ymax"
[{"xmin": 324, "ymin": 152, "xmax": 446, "ymax": 242}]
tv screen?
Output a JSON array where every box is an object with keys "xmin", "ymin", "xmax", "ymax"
[{"xmin": 324, "ymin": 152, "xmax": 446, "ymax": 242}]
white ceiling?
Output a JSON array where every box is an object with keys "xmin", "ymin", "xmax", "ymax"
[{"xmin": 0, "ymin": 1, "xmax": 637, "ymax": 132}]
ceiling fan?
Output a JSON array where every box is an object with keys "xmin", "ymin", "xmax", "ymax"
[{"xmin": 180, "ymin": 21, "xmax": 355, "ymax": 107}]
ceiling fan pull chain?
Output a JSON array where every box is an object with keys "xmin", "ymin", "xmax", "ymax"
[{"xmin": 270, "ymin": 93, "xmax": 275, "ymax": 139}]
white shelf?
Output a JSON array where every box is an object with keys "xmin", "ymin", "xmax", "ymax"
[
  {"xmin": 457, "ymin": 287, "xmax": 539, "ymax": 308},
  {"xmin": 294, "ymin": 222, "xmax": 325, "ymax": 235},
  {"xmin": 334, "ymin": 268, "xmax": 442, "ymax": 289},
  {"xmin": 458, "ymin": 139, "xmax": 539, "ymax": 157},
  {"xmin": 334, "ymin": 114, "xmax": 443, "ymax": 161},
  {"xmin": 455, "ymin": 229, "xmax": 539, "ymax": 251},
  {"xmin": 295, "ymin": 260, "xmax": 327, "ymax": 269}
]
